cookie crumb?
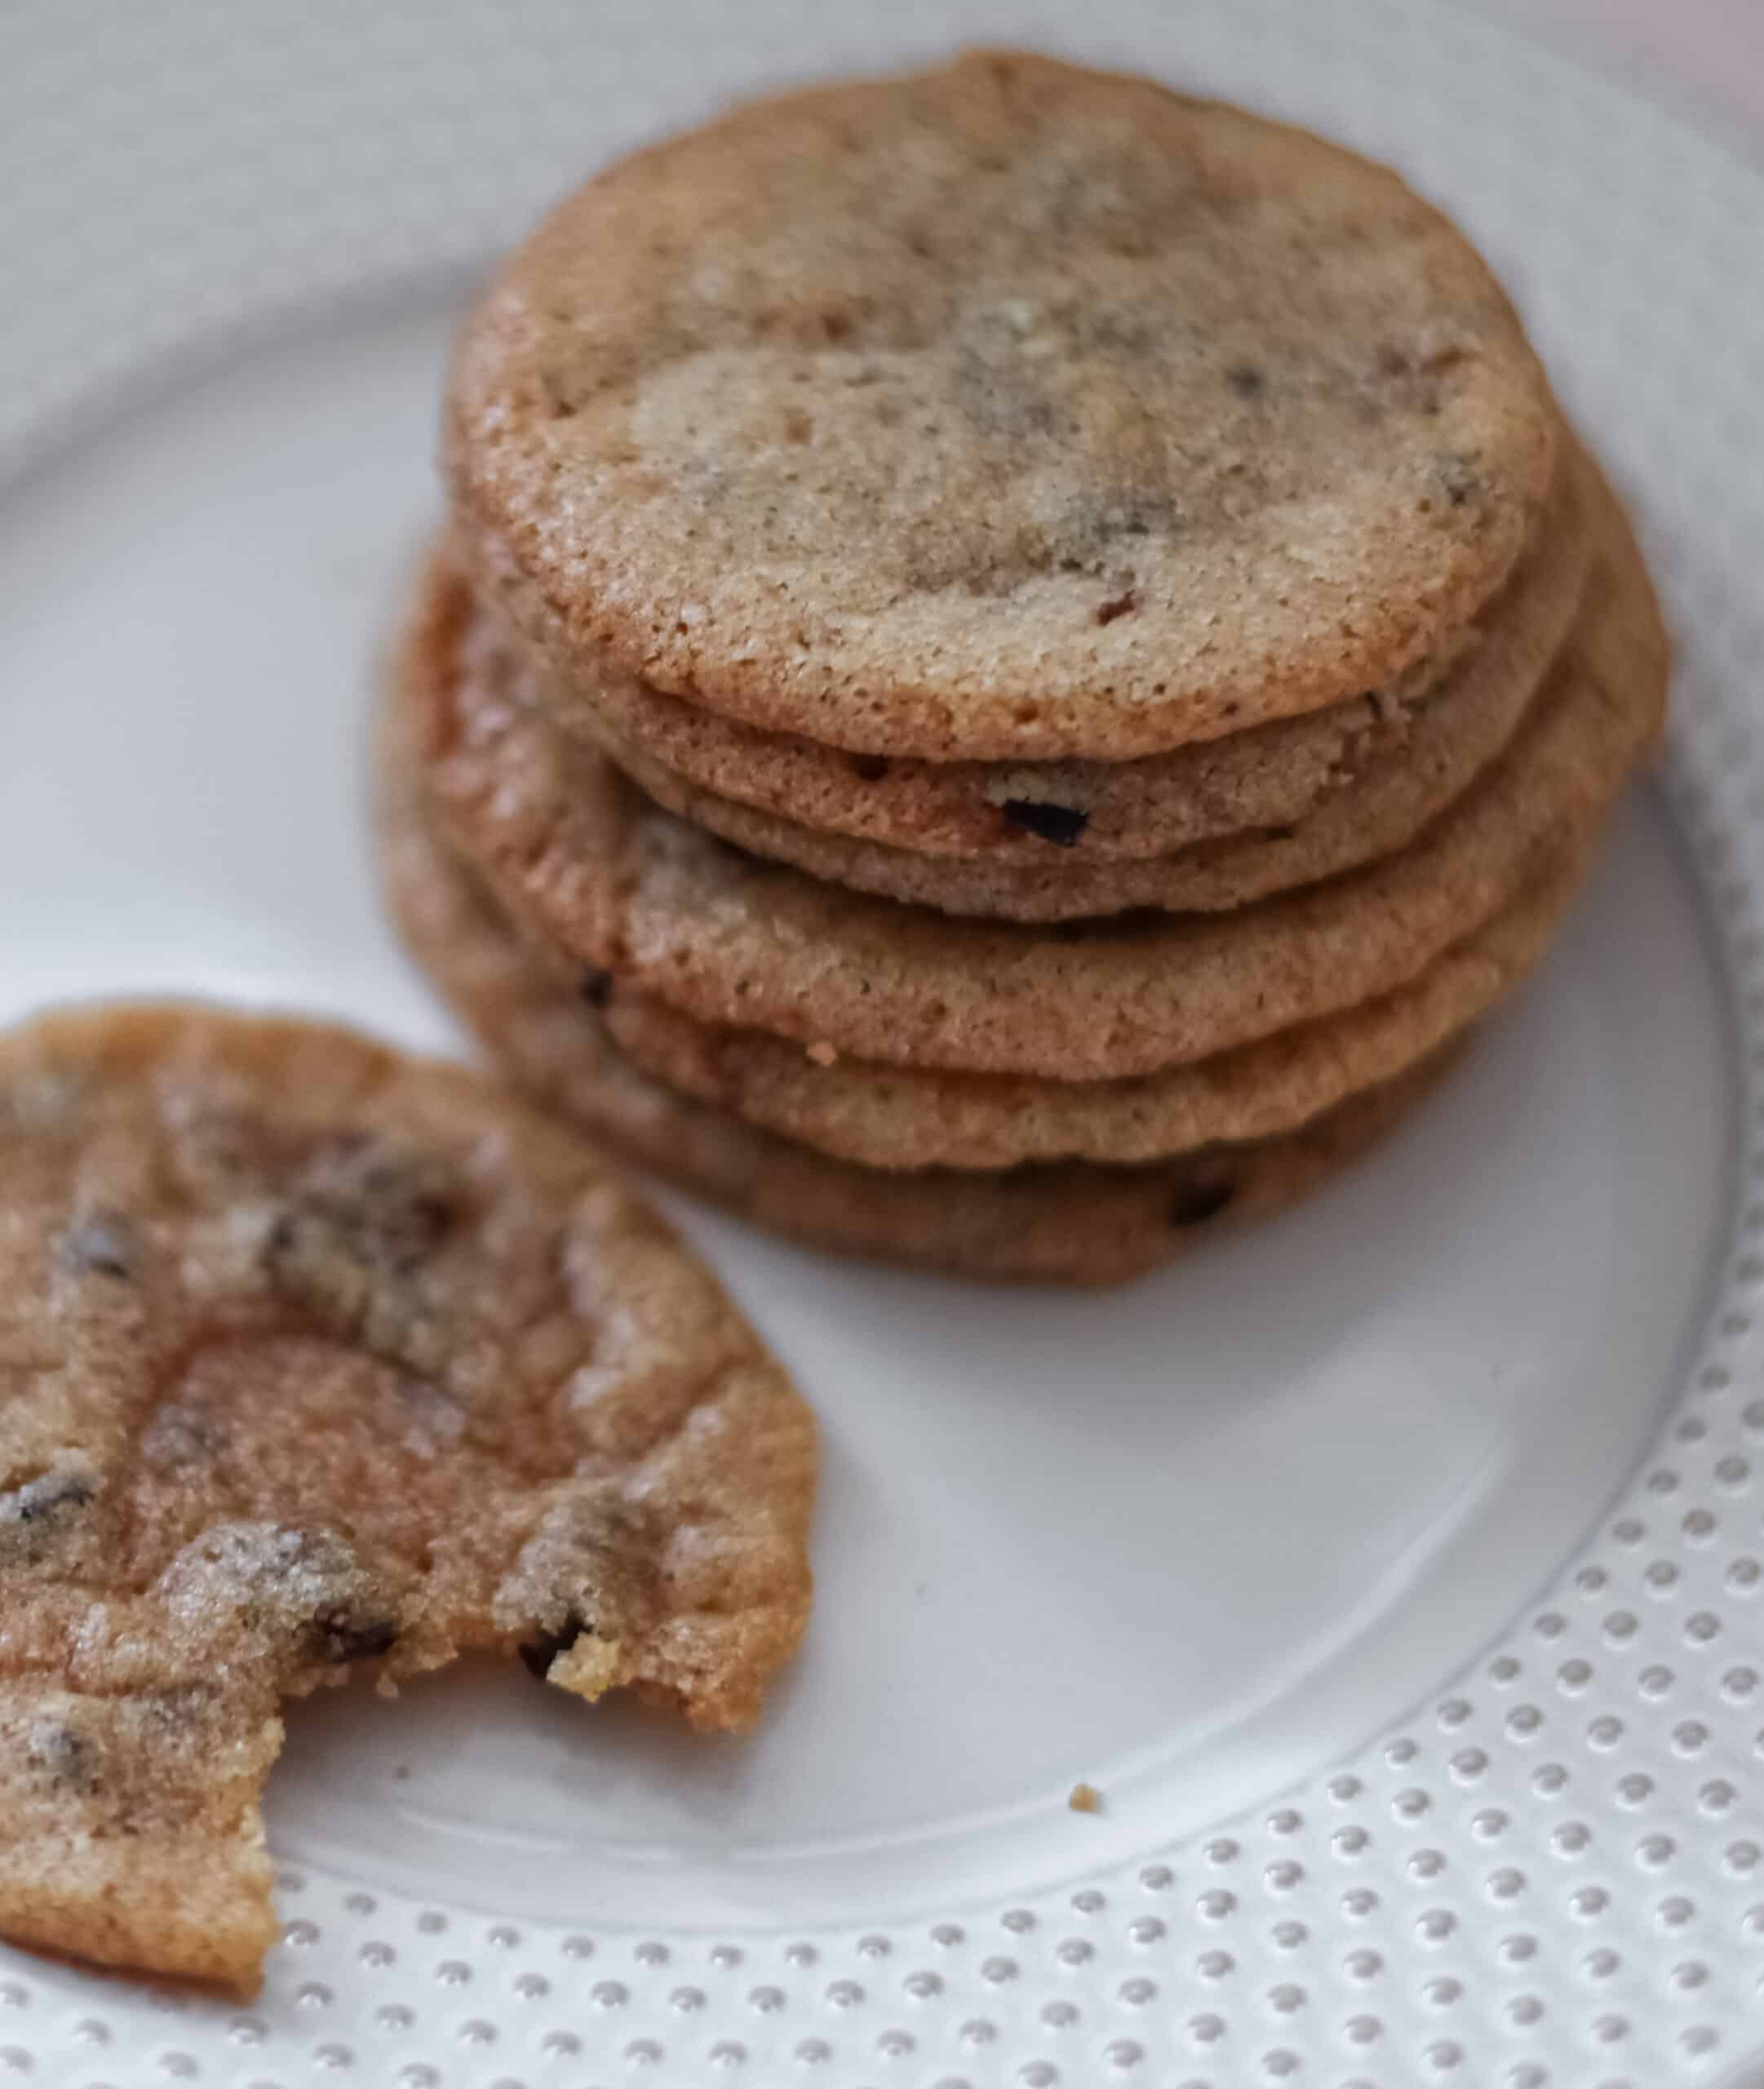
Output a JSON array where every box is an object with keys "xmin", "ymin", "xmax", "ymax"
[
  {"xmin": 1069, "ymin": 1781, "xmax": 1103, "ymax": 1814},
  {"xmin": 805, "ymin": 1040, "xmax": 839, "ymax": 1067}
]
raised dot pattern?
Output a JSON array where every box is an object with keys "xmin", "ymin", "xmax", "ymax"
[{"xmin": 2, "ymin": 2, "xmax": 1764, "ymax": 2085}]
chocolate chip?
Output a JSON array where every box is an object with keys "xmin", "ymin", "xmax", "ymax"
[
  {"xmin": 1225, "ymin": 362, "xmax": 1266, "ymax": 398},
  {"xmin": 518, "ymin": 1612, "xmax": 592, "ymax": 1681},
  {"xmin": 267, "ymin": 1141, "xmax": 459, "ymax": 1295},
  {"xmin": 1001, "ymin": 800, "xmax": 1090, "ymax": 848},
  {"xmin": 579, "ymin": 969, "xmax": 614, "ymax": 1009},
  {"xmin": 309, "ymin": 1608, "xmax": 401, "ymax": 1664},
  {"xmin": 1168, "ymin": 1178, "xmax": 1236, "ymax": 1227},
  {"xmin": 25, "ymin": 1720, "xmax": 98, "ymax": 1794},
  {"xmin": 2, "ymin": 1472, "xmax": 95, "ymax": 1527},
  {"xmin": 1095, "ymin": 589, "xmax": 1138, "ymax": 626},
  {"xmin": 1051, "ymin": 490, "xmax": 1182, "ymax": 566},
  {"xmin": 0, "ymin": 1472, "xmax": 96, "ymax": 1566},
  {"xmin": 850, "ymin": 754, "xmax": 890, "ymax": 783},
  {"xmin": 59, "ymin": 1211, "xmax": 135, "ymax": 1279},
  {"xmin": 1433, "ymin": 452, "xmax": 1481, "ymax": 507}
]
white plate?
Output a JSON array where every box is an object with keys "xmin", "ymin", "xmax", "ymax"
[{"xmin": 2, "ymin": 3, "xmax": 1762, "ymax": 2084}]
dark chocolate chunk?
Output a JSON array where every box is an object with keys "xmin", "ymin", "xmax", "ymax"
[
  {"xmin": 1168, "ymin": 1178, "xmax": 1236, "ymax": 1227},
  {"xmin": 1433, "ymin": 452, "xmax": 1481, "ymax": 507},
  {"xmin": 1001, "ymin": 799, "xmax": 1090, "ymax": 848},
  {"xmin": 1095, "ymin": 588, "xmax": 1138, "ymax": 626},
  {"xmin": 24, "ymin": 1720, "xmax": 98, "ymax": 1794},
  {"xmin": 518, "ymin": 1611, "xmax": 593, "ymax": 1680},
  {"xmin": 59, "ymin": 1211, "xmax": 135, "ymax": 1279},
  {"xmin": 0, "ymin": 1471, "xmax": 97, "ymax": 1566},
  {"xmin": 265, "ymin": 1138, "xmax": 459, "ymax": 1296},
  {"xmin": 308, "ymin": 1607, "xmax": 401, "ymax": 1664}
]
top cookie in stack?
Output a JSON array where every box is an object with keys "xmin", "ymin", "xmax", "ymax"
[{"xmin": 385, "ymin": 50, "xmax": 1667, "ymax": 1284}]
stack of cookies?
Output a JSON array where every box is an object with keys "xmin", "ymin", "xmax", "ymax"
[{"xmin": 379, "ymin": 51, "xmax": 1668, "ymax": 1284}]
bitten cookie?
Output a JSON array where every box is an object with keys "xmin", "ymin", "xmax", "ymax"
[{"xmin": 0, "ymin": 1005, "xmax": 815, "ymax": 1989}]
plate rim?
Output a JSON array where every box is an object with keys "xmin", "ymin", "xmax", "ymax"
[{"xmin": 4, "ymin": 2, "xmax": 1764, "ymax": 2082}]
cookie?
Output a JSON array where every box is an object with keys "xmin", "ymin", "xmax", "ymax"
[
  {"xmin": 0, "ymin": 1005, "xmax": 815, "ymax": 1989},
  {"xmin": 401, "ymin": 504, "xmax": 1665, "ymax": 1080},
  {"xmin": 380, "ymin": 772, "xmax": 1462, "ymax": 1284},
  {"xmin": 493, "ymin": 442, "xmax": 1589, "ymax": 867},
  {"xmin": 580, "ymin": 847, "xmax": 1582, "ymax": 1169},
  {"xmin": 556, "ymin": 455, "xmax": 1592, "ymax": 916},
  {"xmin": 445, "ymin": 50, "xmax": 1558, "ymax": 761},
  {"xmin": 387, "ymin": 650, "xmax": 1572, "ymax": 1168}
]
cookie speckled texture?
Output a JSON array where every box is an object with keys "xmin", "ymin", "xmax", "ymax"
[
  {"xmin": 570, "ymin": 848, "xmax": 1584, "ymax": 1169},
  {"xmin": 379, "ymin": 770, "xmax": 1460, "ymax": 1284},
  {"xmin": 383, "ymin": 647, "xmax": 1577, "ymax": 1169},
  {"xmin": 510, "ymin": 447, "xmax": 1593, "ymax": 917},
  {"xmin": 490, "ymin": 446, "xmax": 1588, "ymax": 869},
  {"xmin": 445, "ymin": 50, "xmax": 1558, "ymax": 760},
  {"xmin": 401, "ymin": 499, "xmax": 1665, "ymax": 1080},
  {"xmin": 0, "ymin": 1005, "xmax": 815, "ymax": 1990}
]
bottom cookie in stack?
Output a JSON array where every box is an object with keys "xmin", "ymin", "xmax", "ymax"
[{"xmin": 378, "ymin": 762, "xmax": 1464, "ymax": 1284}]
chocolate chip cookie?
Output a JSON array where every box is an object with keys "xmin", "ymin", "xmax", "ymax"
[
  {"xmin": 446, "ymin": 51, "xmax": 1558, "ymax": 761},
  {"xmin": 0, "ymin": 1005, "xmax": 815, "ymax": 1988},
  {"xmin": 401, "ymin": 499, "xmax": 1664, "ymax": 1080}
]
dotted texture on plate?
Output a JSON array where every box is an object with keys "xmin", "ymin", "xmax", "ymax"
[{"xmin": 4, "ymin": 1, "xmax": 1764, "ymax": 2084}]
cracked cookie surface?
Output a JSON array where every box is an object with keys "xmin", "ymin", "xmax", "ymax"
[{"xmin": 0, "ymin": 1005, "xmax": 814, "ymax": 1989}]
